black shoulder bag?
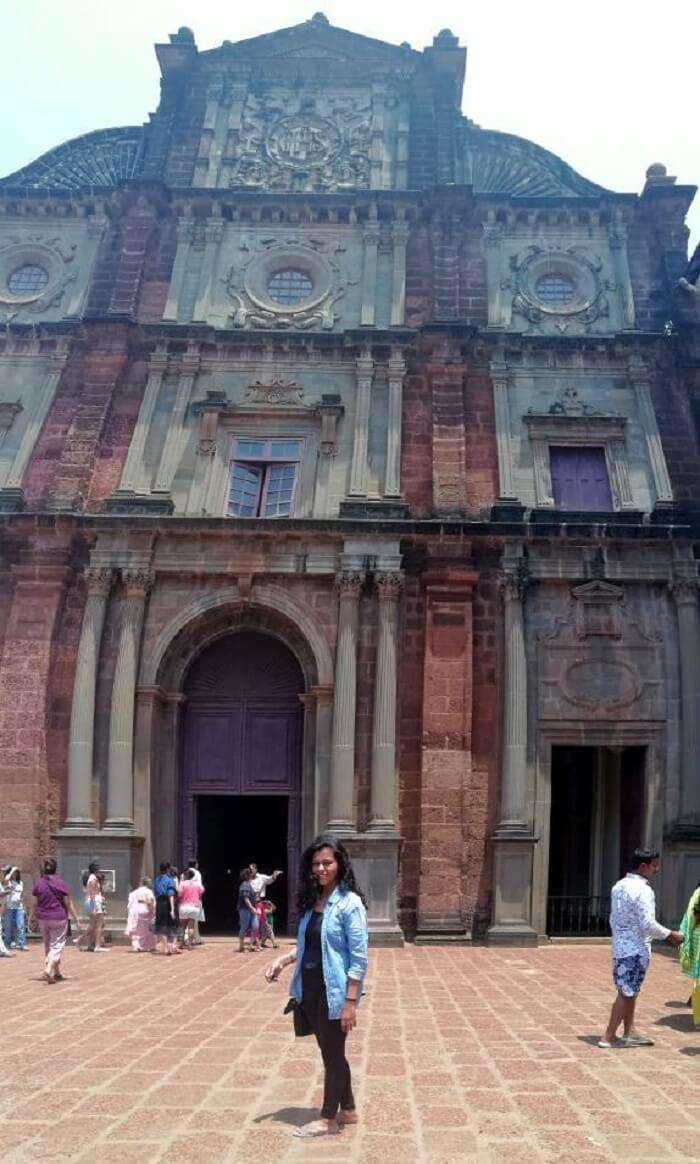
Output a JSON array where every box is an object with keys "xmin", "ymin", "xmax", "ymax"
[{"xmin": 283, "ymin": 997, "xmax": 312, "ymax": 1037}]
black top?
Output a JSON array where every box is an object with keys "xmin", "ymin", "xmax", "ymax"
[{"xmin": 302, "ymin": 910, "xmax": 323, "ymax": 971}]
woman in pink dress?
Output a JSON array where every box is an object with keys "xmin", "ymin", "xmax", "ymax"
[{"xmin": 125, "ymin": 878, "xmax": 156, "ymax": 952}]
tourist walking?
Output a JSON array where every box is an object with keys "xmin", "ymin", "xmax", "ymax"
[
  {"xmin": 0, "ymin": 868, "xmax": 12, "ymax": 958},
  {"xmin": 125, "ymin": 878, "xmax": 156, "ymax": 952},
  {"xmin": 599, "ymin": 847, "xmax": 683, "ymax": 1048},
  {"xmin": 81, "ymin": 859, "xmax": 110, "ymax": 952},
  {"xmin": 178, "ymin": 869, "xmax": 204, "ymax": 947},
  {"xmin": 679, "ymin": 880, "xmax": 700, "ymax": 1027},
  {"xmin": 250, "ymin": 863, "xmax": 282, "ymax": 948},
  {"xmin": 1, "ymin": 867, "xmax": 26, "ymax": 951},
  {"xmin": 238, "ymin": 866, "xmax": 260, "ymax": 952},
  {"xmin": 265, "ymin": 835, "xmax": 368, "ymax": 1138},
  {"xmin": 31, "ymin": 858, "xmax": 81, "ymax": 984},
  {"xmin": 154, "ymin": 863, "xmax": 180, "ymax": 955},
  {"xmin": 186, "ymin": 858, "xmax": 206, "ymax": 944}
]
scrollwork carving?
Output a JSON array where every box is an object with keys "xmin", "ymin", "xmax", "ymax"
[{"xmin": 335, "ymin": 571, "xmax": 364, "ymax": 598}]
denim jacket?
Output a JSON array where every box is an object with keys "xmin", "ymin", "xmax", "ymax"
[{"xmin": 290, "ymin": 886, "xmax": 368, "ymax": 1020}]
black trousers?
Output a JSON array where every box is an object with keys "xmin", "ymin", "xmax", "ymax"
[{"xmin": 301, "ymin": 971, "xmax": 355, "ymax": 1120}]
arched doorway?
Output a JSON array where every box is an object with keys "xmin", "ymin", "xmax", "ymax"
[{"xmin": 181, "ymin": 631, "xmax": 304, "ymax": 934}]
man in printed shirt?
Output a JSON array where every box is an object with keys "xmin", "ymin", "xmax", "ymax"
[{"xmin": 599, "ymin": 848, "xmax": 683, "ymax": 1048}]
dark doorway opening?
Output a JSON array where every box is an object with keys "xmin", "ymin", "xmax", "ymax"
[
  {"xmin": 547, "ymin": 745, "xmax": 646, "ymax": 935},
  {"xmin": 197, "ymin": 794, "xmax": 290, "ymax": 935}
]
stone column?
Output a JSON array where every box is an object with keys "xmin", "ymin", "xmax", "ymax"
[
  {"xmin": 487, "ymin": 552, "xmax": 537, "ymax": 945},
  {"xmin": 152, "ymin": 345, "xmax": 200, "ymax": 497},
  {"xmin": 390, "ymin": 221, "xmax": 409, "ymax": 326},
  {"xmin": 497, "ymin": 568, "xmax": 529, "ymax": 830},
  {"xmin": 192, "ymin": 213, "xmax": 224, "ymax": 322},
  {"xmin": 671, "ymin": 578, "xmax": 700, "ymax": 821},
  {"xmin": 65, "ymin": 568, "xmax": 113, "ymax": 827},
  {"xmin": 384, "ymin": 349, "xmax": 405, "ymax": 498},
  {"xmin": 327, "ymin": 571, "xmax": 364, "ymax": 834},
  {"xmin": 163, "ymin": 217, "xmax": 194, "ymax": 322},
  {"xmin": 360, "ymin": 222, "xmax": 380, "ymax": 325},
  {"xmin": 609, "ymin": 220, "xmax": 636, "ymax": 328},
  {"xmin": 369, "ymin": 572, "xmax": 402, "ymax": 832},
  {"xmin": 628, "ymin": 357, "xmax": 674, "ymax": 507},
  {"xmin": 348, "ymin": 350, "xmax": 374, "ymax": 497},
  {"xmin": 106, "ymin": 570, "xmax": 153, "ymax": 828},
  {"xmin": 118, "ymin": 347, "xmax": 168, "ymax": 494}
]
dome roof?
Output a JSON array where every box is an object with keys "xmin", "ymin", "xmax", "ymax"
[{"xmin": 0, "ymin": 126, "xmax": 144, "ymax": 191}]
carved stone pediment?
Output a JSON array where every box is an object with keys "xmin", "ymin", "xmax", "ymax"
[{"xmin": 244, "ymin": 379, "xmax": 304, "ymax": 406}]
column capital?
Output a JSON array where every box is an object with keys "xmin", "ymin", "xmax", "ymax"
[
  {"xmin": 670, "ymin": 576, "xmax": 699, "ymax": 607},
  {"xmin": 336, "ymin": 571, "xmax": 365, "ymax": 598},
  {"xmin": 499, "ymin": 562, "xmax": 528, "ymax": 603},
  {"xmin": 387, "ymin": 349, "xmax": 406, "ymax": 380},
  {"xmin": 375, "ymin": 571, "xmax": 404, "ymax": 601},
  {"xmin": 84, "ymin": 566, "xmax": 114, "ymax": 597},
  {"xmin": 391, "ymin": 221, "xmax": 410, "ymax": 245},
  {"xmin": 121, "ymin": 569, "xmax": 154, "ymax": 598}
]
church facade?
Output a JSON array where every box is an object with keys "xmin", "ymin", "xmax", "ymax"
[{"xmin": 1, "ymin": 15, "xmax": 699, "ymax": 942}]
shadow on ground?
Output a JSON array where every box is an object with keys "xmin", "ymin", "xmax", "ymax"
[{"xmin": 253, "ymin": 1106, "xmax": 315, "ymax": 1128}]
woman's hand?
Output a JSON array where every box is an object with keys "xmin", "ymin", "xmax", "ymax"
[
  {"xmin": 340, "ymin": 1000, "xmax": 358, "ymax": 1034},
  {"xmin": 265, "ymin": 956, "xmax": 287, "ymax": 982}
]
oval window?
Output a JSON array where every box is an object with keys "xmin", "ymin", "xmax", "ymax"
[
  {"xmin": 267, "ymin": 268, "xmax": 313, "ymax": 306},
  {"xmin": 535, "ymin": 272, "xmax": 577, "ymax": 308},
  {"xmin": 7, "ymin": 264, "xmax": 50, "ymax": 297}
]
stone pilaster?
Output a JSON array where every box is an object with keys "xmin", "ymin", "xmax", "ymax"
[
  {"xmin": 348, "ymin": 350, "xmax": 374, "ymax": 497},
  {"xmin": 608, "ymin": 218, "xmax": 636, "ymax": 328},
  {"xmin": 628, "ymin": 356, "xmax": 674, "ymax": 508},
  {"xmin": 163, "ymin": 217, "xmax": 194, "ymax": 322},
  {"xmin": 0, "ymin": 342, "xmax": 69, "ymax": 506},
  {"xmin": 384, "ymin": 349, "xmax": 405, "ymax": 499},
  {"xmin": 152, "ymin": 344, "xmax": 200, "ymax": 498},
  {"xmin": 117, "ymin": 347, "xmax": 168, "ymax": 495},
  {"xmin": 390, "ymin": 221, "xmax": 409, "ymax": 326},
  {"xmin": 487, "ymin": 550, "xmax": 537, "ymax": 945},
  {"xmin": 192, "ymin": 212, "xmax": 224, "ymax": 321},
  {"xmin": 64, "ymin": 568, "xmax": 113, "ymax": 827},
  {"xmin": 490, "ymin": 350, "xmax": 519, "ymax": 508},
  {"xmin": 327, "ymin": 571, "xmax": 364, "ymax": 834},
  {"xmin": 671, "ymin": 576, "xmax": 700, "ymax": 822},
  {"xmin": 106, "ymin": 570, "xmax": 153, "ymax": 828},
  {"xmin": 360, "ymin": 222, "xmax": 380, "ymax": 325},
  {"xmin": 369, "ymin": 572, "xmax": 402, "ymax": 832}
]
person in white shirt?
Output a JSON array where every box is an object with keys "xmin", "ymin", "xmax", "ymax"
[
  {"xmin": 249, "ymin": 863, "xmax": 283, "ymax": 948},
  {"xmin": 599, "ymin": 848, "xmax": 683, "ymax": 1049},
  {"xmin": 186, "ymin": 859, "xmax": 205, "ymax": 944}
]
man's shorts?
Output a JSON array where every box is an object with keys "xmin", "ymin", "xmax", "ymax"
[{"xmin": 613, "ymin": 953, "xmax": 648, "ymax": 997}]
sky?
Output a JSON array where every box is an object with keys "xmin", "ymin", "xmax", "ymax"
[{"xmin": 1, "ymin": 1, "xmax": 698, "ymax": 250}]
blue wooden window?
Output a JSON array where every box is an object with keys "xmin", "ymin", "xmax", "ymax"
[{"xmin": 549, "ymin": 446, "xmax": 613, "ymax": 511}]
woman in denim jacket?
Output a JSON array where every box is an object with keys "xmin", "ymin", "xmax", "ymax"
[{"xmin": 266, "ymin": 834, "xmax": 368, "ymax": 1139}]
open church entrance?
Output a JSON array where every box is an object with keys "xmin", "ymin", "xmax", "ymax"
[
  {"xmin": 547, "ymin": 745, "xmax": 645, "ymax": 936},
  {"xmin": 181, "ymin": 631, "xmax": 304, "ymax": 936}
]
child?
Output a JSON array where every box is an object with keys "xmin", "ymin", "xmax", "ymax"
[
  {"xmin": 2, "ymin": 866, "xmax": 26, "ymax": 950},
  {"xmin": 261, "ymin": 899, "xmax": 277, "ymax": 949}
]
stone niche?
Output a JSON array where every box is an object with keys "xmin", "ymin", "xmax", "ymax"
[{"xmin": 535, "ymin": 581, "xmax": 666, "ymax": 722}]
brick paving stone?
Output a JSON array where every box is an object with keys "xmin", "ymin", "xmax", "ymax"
[{"xmin": 1, "ymin": 941, "xmax": 698, "ymax": 1162}]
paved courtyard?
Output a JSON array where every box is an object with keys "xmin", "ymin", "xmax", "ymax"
[{"xmin": 1, "ymin": 941, "xmax": 698, "ymax": 1163}]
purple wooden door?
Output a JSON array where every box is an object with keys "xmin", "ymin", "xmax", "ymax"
[
  {"xmin": 550, "ymin": 446, "xmax": 613, "ymax": 511},
  {"xmin": 180, "ymin": 632, "xmax": 304, "ymax": 920}
]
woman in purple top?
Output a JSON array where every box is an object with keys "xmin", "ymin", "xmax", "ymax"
[{"xmin": 31, "ymin": 857, "xmax": 80, "ymax": 984}]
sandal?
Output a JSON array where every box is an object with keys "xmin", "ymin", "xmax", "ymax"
[
  {"xmin": 622, "ymin": 1034, "xmax": 654, "ymax": 1046},
  {"xmin": 292, "ymin": 1121, "xmax": 340, "ymax": 1138}
]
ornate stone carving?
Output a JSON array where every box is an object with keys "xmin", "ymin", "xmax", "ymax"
[
  {"xmin": 508, "ymin": 245, "xmax": 610, "ymax": 334},
  {"xmin": 561, "ymin": 657, "xmax": 644, "ymax": 711},
  {"xmin": 375, "ymin": 572, "xmax": 403, "ymax": 600},
  {"xmin": 335, "ymin": 571, "xmax": 364, "ymax": 597},
  {"xmin": 244, "ymin": 379, "xmax": 304, "ymax": 406},
  {"xmin": 84, "ymin": 567, "xmax": 114, "ymax": 597},
  {"xmin": 499, "ymin": 562, "xmax": 528, "ymax": 603},
  {"xmin": 121, "ymin": 569, "xmax": 154, "ymax": 596},
  {"xmin": 227, "ymin": 92, "xmax": 371, "ymax": 192},
  {"xmin": 0, "ymin": 233, "xmax": 78, "ymax": 322}
]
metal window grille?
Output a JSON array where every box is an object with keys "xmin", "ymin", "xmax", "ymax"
[
  {"xmin": 267, "ymin": 269, "xmax": 313, "ymax": 305},
  {"xmin": 535, "ymin": 272, "xmax": 576, "ymax": 307},
  {"xmin": 7, "ymin": 264, "xmax": 49, "ymax": 296}
]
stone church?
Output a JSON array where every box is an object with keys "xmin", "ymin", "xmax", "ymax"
[{"xmin": 0, "ymin": 14, "xmax": 698, "ymax": 942}]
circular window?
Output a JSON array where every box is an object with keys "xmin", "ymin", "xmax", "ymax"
[
  {"xmin": 7, "ymin": 264, "xmax": 50, "ymax": 297},
  {"xmin": 535, "ymin": 272, "xmax": 577, "ymax": 309},
  {"xmin": 267, "ymin": 268, "xmax": 313, "ymax": 306}
]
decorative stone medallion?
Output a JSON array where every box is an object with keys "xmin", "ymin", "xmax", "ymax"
[{"xmin": 266, "ymin": 116, "xmax": 341, "ymax": 171}]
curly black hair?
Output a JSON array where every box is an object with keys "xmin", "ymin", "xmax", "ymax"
[{"xmin": 297, "ymin": 833, "xmax": 367, "ymax": 913}]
